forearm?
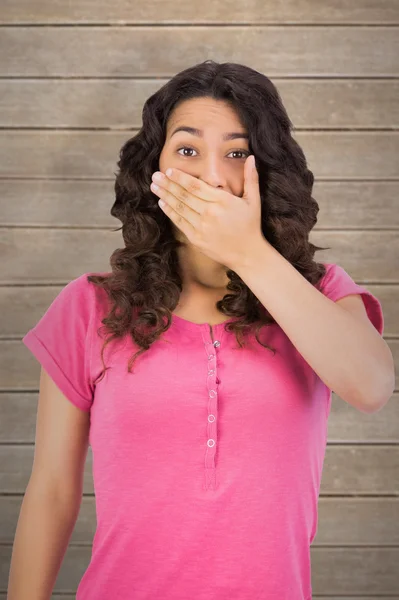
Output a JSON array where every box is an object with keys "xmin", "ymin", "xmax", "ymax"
[
  {"xmin": 234, "ymin": 238, "xmax": 395, "ymax": 412},
  {"xmin": 7, "ymin": 481, "xmax": 80, "ymax": 600}
]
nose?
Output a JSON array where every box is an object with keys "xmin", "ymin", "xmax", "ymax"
[{"xmin": 198, "ymin": 157, "xmax": 228, "ymax": 189}]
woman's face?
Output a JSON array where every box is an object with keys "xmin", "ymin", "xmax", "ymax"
[{"xmin": 158, "ymin": 97, "xmax": 250, "ymax": 201}]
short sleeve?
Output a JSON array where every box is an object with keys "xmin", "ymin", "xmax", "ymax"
[
  {"xmin": 318, "ymin": 263, "xmax": 384, "ymax": 336},
  {"xmin": 22, "ymin": 274, "xmax": 96, "ymax": 412}
]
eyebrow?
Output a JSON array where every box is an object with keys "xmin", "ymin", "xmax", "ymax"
[{"xmin": 170, "ymin": 126, "xmax": 249, "ymax": 142}]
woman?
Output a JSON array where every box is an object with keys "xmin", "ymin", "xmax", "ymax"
[{"xmin": 8, "ymin": 61, "xmax": 393, "ymax": 600}]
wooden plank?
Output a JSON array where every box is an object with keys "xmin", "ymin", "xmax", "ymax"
[
  {"xmin": 0, "ymin": 180, "xmax": 117, "ymax": 228},
  {"xmin": 1, "ymin": 131, "xmax": 398, "ymax": 179},
  {"xmin": 321, "ymin": 445, "xmax": 399, "ymax": 494},
  {"xmin": 313, "ymin": 181, "xmax": 399, "ymax": 230},
  {"xmin": 1, "ymin": 79, "xmax": 398, "ymax": 129},
  {"xmin": 0, "ymin": 229, "xmax": 121, "ymax": 284},
  {"xmin": 1, "ymin": 597, "xmax": 381, "ymax": 600},
  {"xmin": 311, "ymin": 548, "xmax": 399, "ymax": 595},
  {"xmin": 0, "ymin": 597, "xmax": 391, "ymax": 600},
  {"xmin": 315, "ymin": 497, "xmax": 399, "ymax": 545},
  {"xmin": 1, "ymin": 229, "xmax": 398, "ymax": 284},
  {"xmin": 327, "ymin": 392, "xmax": 399, "ymax": 440},
  {"xmin": 0, "ymin": 27, "xmax": 397, "ymax": 77},
  {"xmin": 2, "ymin": 282, "xmax": 398, "ymax": 341},
  {"xmin": 2, "ymin": 0, "xmax": 399, "ymax": 24},
  {"xmin": 1, "ymin": 444, "xmax": 398, "ymax": 495},
  {"xmin": 309, "ymin": 230, "xmax": 399, "ymax": 287},
  {"xmin": 0, "ymin": 545, "xmax": 398, "ymax": 595},
  {"xmin": 2, "ymin": 391, "xmax": 398, "ymax": 444},
  {"xmin": 0, "ymin": 592, "xmax": 390, "ymax": 600},
  {"xmin": 1, "ymin": 495, "xmax": 398, "ymax": 545},
  {"xmin": 1, "ymin": 180, "xmax": 399, "ymax": 230},
  {"xmin": 310, "ymin": 231, "xmax": 399, "ymax": 282}
]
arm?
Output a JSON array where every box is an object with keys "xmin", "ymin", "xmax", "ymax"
[
  {"xmin": 7, "ymin": 484, "xmax": 80, "ymax": 600},
  {"xmin": 234, "ymin": 239, "xmax": 395, "ymax": 413},
  {"xmin": 7, "ymin": 367, "xmax": 91, "ymax": 600}
]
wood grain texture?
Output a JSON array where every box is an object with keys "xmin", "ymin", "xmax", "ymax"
[
  {"xmin": 2, "ymin": 0, "xmax": 399, "ymax": 24},
  {"xmin": 0, "ymin": 495, "xmax": 398, "ymax": 546},
  {"xmin": 1, "ymin": 131, "xmax": 398, "ymax": 179},
  {"xmin": 0, "ymin": 544, "xmax": 398, "ymax": 595},
  {"xmin": 1, "ymin": 392, "xmax": 398, "ymax": 444},
  {"xmin": 1, "ymin": 3, "xmax": 398, "ymax": 596},
  {"xmin": 1, "ymin": 281, "xmax": 397, "ymax": 339},
  {"xmin": 1, "ymin": 229, "xmax": 398, "ymax": 284},
  {"xmin": 0, "ymin": 597, "xmax": 389, "ymax": 600},
  {"xmin": 4, "ymin": 338, "xmax": 399, "ymax": 393},
  {"xmin": 1, "ymin": 180, "xmax": 398, "ymax": 229},
  {"xmin": 1, "ymin": 79, "xmax": 398, "ymax": 129},
  {"xmin": 1, "ymin": 27, "xmax": 398, "ymax": 77},
  {"xmin": 1, "ymin": 444, "xmax": 398, "ymax": 495},
  {"xmin": 0, "ymin": 597, "xmax": 391, "ymax": 600}
]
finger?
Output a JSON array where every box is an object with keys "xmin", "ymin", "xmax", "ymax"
[
  {"xmin": 169, "ymin": 180, "xmax": 203, "ymax": 214},
  {"xmin": 165, "ymin": 168, "xmax": 229, "ymax": 204},
  {"xmin": 157, "ymin": 196, "xmax": 196, "ymax": 240},
  {"xmin": 151, "ymin": 181, "xmax": 201, "ymax": 229},
  {"xmin": 243, "ymin": 155, "xmax": 260, "ymax": 203},
  {"xmin": 153, "ymin": 173, "xmax": 203, "ymax": 215}
]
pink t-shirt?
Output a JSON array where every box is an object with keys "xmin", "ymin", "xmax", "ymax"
[{"xmin": 22, "ymin": 262, "xmax": 384, "ymax": 600}]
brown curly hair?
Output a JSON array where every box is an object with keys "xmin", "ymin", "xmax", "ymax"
[{"xmin": 87, "ymin": 60, "xmax": 330, "ymax": 381}]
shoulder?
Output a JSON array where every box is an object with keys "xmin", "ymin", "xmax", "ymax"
[
  {"xmin": 315, "ymin": 262, "xmax": 349, "ymax": 294},
  {"xmin": 314, "ymin": 262, "xmax": 384, "ymax": 334},
  {"xmin": 65, "ymin": 271, "xmax": 111, "ymax": 303},
  {"xmin": 55, "ymin": 271, "xmax": 112, "ymax": 327}
]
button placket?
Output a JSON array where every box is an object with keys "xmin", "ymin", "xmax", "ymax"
[
  {"xmin": 200, "ymin": 327, "xmax": 223, "ymax": 490},
  {"xmin": 206, "ymin": 341, "xmax": 217, "ymax": 459}
]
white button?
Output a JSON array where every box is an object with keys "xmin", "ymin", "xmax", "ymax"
[
  {"xmin": 209, "ymin": 390, "xmax": 217, "ymax": 398},
  {"xmin": 208, "ymin": 369, "xmax": 215, "ymax": 375},
  {"xmin": 208, "ymin": 414, "xmax": 215, "ymax": 422},
  {"xmin": 207, "ymin": 439, "xmax": 215, "ymax": 447},
  {"xmin": 208, "ymin": 355, "xmax": 214, "ymax": 360},
  {"xmin": 213, "ymin": 340, "xmax": 221, "ymax": 347}
]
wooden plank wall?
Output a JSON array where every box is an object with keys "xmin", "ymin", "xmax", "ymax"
[{"xmin": 1, "ymin": 1, "xmax": 398, "ymax": 597}]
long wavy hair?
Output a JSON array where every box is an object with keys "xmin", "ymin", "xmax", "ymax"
[{"xmin": 88, "ymin": 60, "xmax": 330, "ymax": 379}]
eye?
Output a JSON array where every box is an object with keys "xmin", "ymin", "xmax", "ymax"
[
  {"xmin": 176, "ymin": 146, "xmax": 250, "ymax": 159},
  {"xmin": 227, "ymin": 150, "xmax": 250, "ymax": 159},
  {"xmin": 177, "ymin": 146, "xmax": 198, "ymax": 157}
]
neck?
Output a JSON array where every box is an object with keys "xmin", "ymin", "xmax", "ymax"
[{"xmin": 176, "ymin": 241, "xmax": 229, "ymax": 291}]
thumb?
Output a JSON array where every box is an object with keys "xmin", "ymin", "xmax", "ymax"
[{"xmin": 243, "ymin": 155, "xmax": 259, "ymax": 202}]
